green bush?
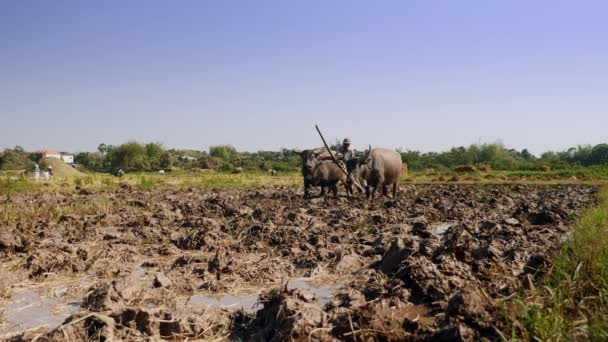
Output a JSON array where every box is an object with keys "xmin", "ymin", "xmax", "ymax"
[
  {"xmin": 0, "ymin": 146, "xmax": 34, "ymax": 171},
  {"xmin": 209, "ymin": 145, "xmax": 238, "ymax": 161},
  {"xmin": 218, "ymin": 162, "xmax": 234, "ymax": 173}
]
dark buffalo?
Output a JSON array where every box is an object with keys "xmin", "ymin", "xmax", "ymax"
[{"xmin": 299, "ymin": 148, "xmax": 350, "ymax": 199}]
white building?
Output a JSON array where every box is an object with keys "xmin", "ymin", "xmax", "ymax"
[
  {"xmin": 31, "ymin": 150, "xmax": 62, "ymax": 160},
  {"xmin": 31, "ymin": 150, "xmax": 74, "ymax": 164},
  {"xmin": 177, "ymin": 155, "xmax": 197, "ymax": 162},
  {"xmin": 60, "ymin": 152, "xmax": 74, "ymax": 164}
]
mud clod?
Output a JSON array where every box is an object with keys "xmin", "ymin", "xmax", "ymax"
[
  {"xmin": 248, "ymin": 287, "xmax": 330, "ymax": 341},
  {"xmin": 447, "ymin": 284, "xmax": 494, "ymax": 331},
  {"xmin": 153, "ymin": 272, "xmax": 173, "ymax": 288}
]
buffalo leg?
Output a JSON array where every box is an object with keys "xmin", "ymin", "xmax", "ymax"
[
  {"xmin": 392, "ymin": 183, "xmax": 397, "ymax": 198},
  {"xmin": 371, "ymin": 177, "xmax": 384, "ymax": 201},
  {"xmin": 371, "ymin": 185, "xmax": 381, "ymax": 201},
  {"xmin": 304, "ymin": 180, "xmax": 311, "ymax": 199},
  {"xmin": 332, "ymin": 184, "xmax": 339, "ymax": 198},
  {"xmin": 345, "ymin": 184, "xmax": 352, "ymax": 199}
]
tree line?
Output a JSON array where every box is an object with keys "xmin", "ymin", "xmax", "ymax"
[
  {"xmin": 73, "ymin": 142, "xmax": 302, "ymax": 173},
  {"xmin": 3, "ymin": 142, "xmax": 608, "ymax": 173},
  {"xmin": 399, "ymin": 143, "xmax": 608, "ymax": 171}
]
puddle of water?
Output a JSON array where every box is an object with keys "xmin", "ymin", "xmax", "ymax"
[
  {"xmin": 185, "ymin": 293, "xmax": 261, "ymax": 312},
  {"xmin": 181, "ymin": 278, "xmax": 337, "ymax": 313},
  {"xmin": 286, "ymin": 278, "xmax": 336, "ymax": 307},
  {"xmin": 1, "ymin": 288, "xmax": 80, "ymax": 335},
  {"xmin": 133, "ymin": 260, "xmax": 148, "ymax": 278},
  {"xmin": 400, "ymin": 304, "xmax": 434, "ymax": 325}
]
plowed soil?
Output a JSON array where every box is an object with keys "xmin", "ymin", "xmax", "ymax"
[{"xmin": 0, "ymin": 184, "xmax": 598, "ymax": 341}]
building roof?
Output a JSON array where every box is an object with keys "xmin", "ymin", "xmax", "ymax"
[{"xmin": 31, "ymin": 149, "xmax": 60, "ymax": 155}]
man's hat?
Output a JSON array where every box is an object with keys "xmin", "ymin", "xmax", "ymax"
[{"xmin": 343, "ymin": 138, "xmax": 351, "ymax": 145}]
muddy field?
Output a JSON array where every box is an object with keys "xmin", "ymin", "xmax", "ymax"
[{"xmin": 0, "ymin": 184, "xmax": 598, "ymax": 341}]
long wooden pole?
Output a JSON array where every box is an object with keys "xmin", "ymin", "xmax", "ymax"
[
  {"xmin": 315, "ymin": 125, "xmax": 342, "ymax": 171},
  {"xmin": 315, "ymin": 124, "xmax": 364, "ymax": 193}
]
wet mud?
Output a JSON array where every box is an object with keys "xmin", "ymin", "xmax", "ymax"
[{"xmin": 0, "ymin": 184, "xmax": 597, "ymax": 341}]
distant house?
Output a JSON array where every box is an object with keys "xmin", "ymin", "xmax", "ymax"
[
  {"xmin": 32, "ymin": 149, "xmax": 62, "ymax": 160},
  {"xmin": 60, "ymin": 152, "xmax": 74, "ymax": 164},
  {"xmin": 177, "ymin": 155, "xmax": 197, "ymax": 162},
  {"xmin": 31, "ymin": 150, "xmax": 74, "ymax": 164}
]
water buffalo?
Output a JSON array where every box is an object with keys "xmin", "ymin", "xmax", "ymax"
[
  {"xmin": 299, "ymin": 148, "xmax": 350, "ymax": 199},
  {"xmin": 347, "ymin": 146, "xmax": 402, "ymax": 200}
]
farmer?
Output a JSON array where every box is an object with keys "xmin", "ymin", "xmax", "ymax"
[
  {"xmin": 47, "ymin": 165, "xmax": 54, "ymax": 177},
  {"xmin": 336, "ymin": 138, "xmax": 354, "ymax": 161}
]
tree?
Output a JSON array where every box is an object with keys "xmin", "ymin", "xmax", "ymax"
[
  {"xmin": 197, "ymin": 156, "xmax": 217, "ymax": 169},
  {"xmin": 146, "ymin": 142, "xmax": 164, "ymax": 169},
  {"xmin": 519, "ymin": 149, "xmax": 533, "ymax": 161},
  {"xmin": 540, "ymin": 151, "xmax": 559, "ymax": 163},
  {"xmin": 209, "ymin": 145, "xmax": 238, "ymax": 161},
  {"xmin": 573, "ymin": 145, "xmax": 593, "ymax": 166},
  {"xmin": 109, "ymin": 141, "xmax": 147, "ymax": 171},
  {"xmin": 589, "ymin": 144, "xmax": 608, "ymax": 165},
  {"xmin": 0, "ymin": 146, "xmax": 34, "ymax": 170},
  {"xmin": 159, "ymin": 152, "xmax": 175, "ymax": 169},
  {"xmin": 75, "ymin": 152, "xmax": 91, "ymax": 166},
  {"xmin": 98, "ymin": 143, "xmax": 108, "ymax": 156}
]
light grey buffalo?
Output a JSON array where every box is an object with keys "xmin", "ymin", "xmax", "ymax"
[
  {"xmin": 299, "ymin": 148, "xmax": 350, "ymax": 199},
  {"xmin": 347, "ymin": 146, "xmax": 402, "ymax": 200}
]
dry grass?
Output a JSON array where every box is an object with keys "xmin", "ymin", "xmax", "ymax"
[{"xmin": 0, "ymin": 197, "xmax": 116, "ymax": 226}]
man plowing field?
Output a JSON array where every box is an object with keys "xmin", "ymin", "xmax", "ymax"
[
  {"xmin": 336, "ymin": 138, "xmax": 354, "ymax": 161},
  {"xmin": 299, "ymin": 126, "xmax": 402, "ymax": 200}
]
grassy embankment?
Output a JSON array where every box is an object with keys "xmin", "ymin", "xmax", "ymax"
[{"xmin": 500, "ymin": 188, "xmax": 608, "ymax": 341}]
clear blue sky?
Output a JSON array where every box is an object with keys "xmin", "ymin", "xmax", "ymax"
[{"xmin": 1, "ymin": 0, "xmax": 607, "ymax": 155}]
